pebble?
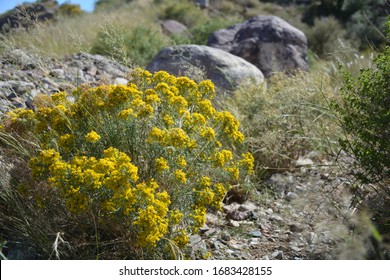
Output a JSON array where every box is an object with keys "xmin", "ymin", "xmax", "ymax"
[
  {"xmin": 271, "ymin": 250, "xmax": 284, "ymax": 259},
  {"xmin": 248, "ymin": 230, "xmax": 262, "ymax": 238},
  {"xmin": 227, "ymin": 220, "xmax": 240, "ymax": 227},
  {"xmin": 269, "ymin": 214, "xmax": 283, "ymax": 222},
  {"xmin": 305, "ymin": 232, "xmax": 318, "ymax": 244}
]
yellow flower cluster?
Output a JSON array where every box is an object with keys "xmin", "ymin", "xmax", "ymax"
[
  {"xmin": 2, "ymin": 68, "xmax": 254, "ymax": 253},
  {"xmin": 214, "ymin": 111, "xmax": 245, "ymax": 142},
  {"xmin": 155, "ymin": 157, "xmax": 169, "ymax": 173},
  {"xmin": 85, "ymin": 130, "xmax": 101, "ymax": 142}
]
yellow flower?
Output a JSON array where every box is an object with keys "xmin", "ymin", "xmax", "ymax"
[
  {"xmin": 192, "ymin": 113, "xmax": 206, "ymax": 126},
  {"xmin": 173, "ymin": 229, "xmax": 189, "ymax": 248},
  {"xmin": 226, "ymin": 165, "xmax": 239, "ymax": 181},
  {"xmin": 190, "ymin": 206, "xmax": 206, "ymax": 232},
  {"xmin": 165, "ymin": 128, "xmax": 190, "ymax": 148},
  {"xmin": 58, "ymin": 134, "xmax": 74, "ymax": 149},
  {"xmin": 176, "ymin": 156, "xmax": 187, "ymax": 168},
  {"xmin": 213, "ymin": 150, "xmax": 233, "ymax": 167},
  {"xmin": 7, "ymin": 108, "xmax": 35, "ymax": 122},
  {"xmin": 118, "ymin": 108, "xmax": 135, "ymax": 119},
  {"xmin": 199, "ymin": 176, "xmax": 212, "ymax": 187},
  {"xmin": 51, "ymin": 92, "xmax": 68, "ymax": 104},
  {"xmin": 198, "ymin": 187, "xmax": 215, "ymax": 205},
  {"xmin": 155, "ymin": 82, "xmax": 174, "ymax": 99},
  {"xmin": 239, "ymin": 152, "xmax": 255, "ymax": 174},
  {"xmin": 162, "ymin": 114, "xmax": 174, "ymax": 126},
  {"xmin": 198, "ymin": 80, "xmax": 215, "ymax": 99},
  {"xmin": 200, "ymin": 126, "xmax": 216, "ymax": 141},
  {"xmin": 145, "ymin": 89, "xmax": 161, "ymax": 104},
  {"xmin": 85, "ymin": 130, "xmax": 101, "ymax": 142},
  {"xmin": 174, "ymin": 169, "xmax": 187, "ymax": 184},
  {"xmin": 134, "ymin": 205, "xmax": 169, "ymax": 247},
  {"xmin": 155, "ymin": 157, "xmax": 169, "ymax": 173},
  {"xmin": 176, "ymin": 76, "xmax": 198, "ymax": 93},
  {"xmin": 147, "ymin": 127, "xmax": 166, "ymax": 143},
  {"xmin": 197, "ymin": 99, "xmax": 216, "ymax": 117},
  {"xmin": 152, "ymin": 70, "xmax": 177, "ymax": 85},
  {"xmin": 214, "ymin": 111, "xmax": 244, "ymax": 142},
  {"xmin": 169, "ymin": 209, "xmax": 184, "ymax": 225}
]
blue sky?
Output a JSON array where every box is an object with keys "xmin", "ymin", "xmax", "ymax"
[{"xmin": 0, "ymin": 0, "xmax": 95, "ymax": 14}]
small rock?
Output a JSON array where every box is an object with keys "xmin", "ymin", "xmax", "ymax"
[
  {"xmin": 307, "ymin": 150, "xmax": 322, "ymax": 161},
  {"xmin": 248, "ymin": 230, "xmax": 262, "ymax": 238},
  {"xmin": 228, "ymin": 220, "xmax": 240, "ymax": 227},
  {"xmin": 225, "ymin": 185, "xmax": 248, "ymax": 204},
  {"xmin": 85, "ymin": 65, "xmax": 98, "ymax": 76},
  {"xmin": 271, "ymin": 250, "xmax": 284, "ymax": 259},
  {"xmin": 161, "ymin": 19, "xmax": 192, "ymax": 39},
  {"xmin": 226, "ymin": 249, "xmax": 235, "ymax": 255},
  {"xmin": 114, "ymin": 77, "xmax": 129, "ymax": 85},
  {"xmin": 288, "ymin": 244, "xmax": 301, "ymax": 252},
  {"xmin": 249, "ymin": 238, "xmax": 260, "ymax": 246},
  {"xmin": 238, "ymin": 201, "xmax": 258, "ymax": 212},
  {"xmin": 199, "ymin": 224, "xmax": 209, "ymax": 234},
  {"xmin": 269, "ymin": 214, "xmax": 283, "ymax": 223},
  {"xmin": 305, "ymin": 232, "xmax": 318, "ymax": 244},
  {"xmin": 50, "ymin": 69, "xmax": 65, "ymax": 78},
  {"xmin": 285, "ymin": 191, "xmax": 298, "ymax": 201},
  {"xmin": 289, "ymin": 223, "xmax": 304, "ymax": 233},
  {"xmin": 296, "ymin": 157, "xmax": 314, "ymax": 167},
  {"xmin": 226, "ymin": 209, "xmax": 249, "ymax": 221},
  {"xmin": 212, "ymin": 241, "xmax": 224, "ymax": 250},
  {"xmin": 42, "ymin": 77, "xmax": 60, "ymax": 89},
  {"xmin": 221, "ymin": 232, "xmax": 231, "ymax": 241},
  {"xmin": 189, "ymin": 234, "xmax": 208, "ymax": 256},
  {"xmin": 228, "ymin": 243, "xmax": 242, "ymax": 250},
  {"xmin": 320, "ymin": 173, "xmax": 330, "ymax": 180}
]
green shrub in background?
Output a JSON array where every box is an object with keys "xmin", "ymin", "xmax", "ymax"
[
  {"xmin": 90, "ymin": 23, "xmax": 170, "ymax": 67},
  {"xmin": 0, "ymin": 69, "xmax": 253, "ymax": 259},
  {"xmin": 334, "ymin": 19, "xmax": 390, "ymax": 240},
  {"xmin": 305, "ymin": 16, "xmax": 345, "ymax": 58},
  {"xmin": 335, "ymin": 22, "xmax": 390, "ymax": 186},
  {"xmin": 221, "ymin": 72, "xmax": 340, "ymax": 179},
  {"xmin": 190, "ymin": 16, "xmax": 241, "ymax": 45},
  {"xmin": 159, "ymin": 0, "xmax": 208, "ymax": 28},
  {"xmin": 58, "ymin": 3, "xmax": 83, "ymax": 17},
  {"xmin": 303, "ymin": 0, "xmax": 389, "ymax": 50}
]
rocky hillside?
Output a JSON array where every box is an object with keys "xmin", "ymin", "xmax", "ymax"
[
  {"xmin": 0, "ymin": 50, "xmax": 130, "ymax": 114},
  {"xmin": 0, "ymin": 0, "xmax": 388, "ymax": 260}
]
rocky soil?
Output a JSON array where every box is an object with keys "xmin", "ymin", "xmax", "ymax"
[
  {"xmin": 189, "ymin": 153, "xmax": 373, "ymax": 260},
  {"xmin": 0, "ymin": 50, "xmax": 130, "ymax": 114}
]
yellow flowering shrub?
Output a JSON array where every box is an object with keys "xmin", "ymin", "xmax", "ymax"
[{"xmin": 1, "ymin": 68, "xmax": 254, "ymax": 259}]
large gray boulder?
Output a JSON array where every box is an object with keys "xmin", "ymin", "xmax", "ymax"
[
  {"xmin": 207, "ymin": 15, "xmax": 308, "ymax": 77},
  {"xmin": 146, "ymin": 44, "xmax": 264, "ymax": 92}
]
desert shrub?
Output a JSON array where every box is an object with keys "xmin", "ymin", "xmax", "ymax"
[
  {"xmin": 90, "ymin": 23, "xmax": 170, "ymax": 66},
  {"xmin": 334, "ymin": 29, "xmax": 390, "ymax": 186},
  {"xmin": 303, "ymin": 0, "xmax": 389, "ymax": 50},
  {"xmin": 333, "ymin": 20, "xmax": 390, "ymax": 245},
  {"xmin": 305, "ymin": 16, "xmax": 346, "ymax": 58},
  {"xmin": 191, "ymin": 16, "xmax": 241, "ymax": 45},
  {"xmin": 0, "ymin": 69, "xmax": 253, "ymax": 259},
  {"xmin": 221, "ymin": 72, "xmax": 340, "ymax": 178},
  {"xmin": 58, "ymin": 3, "xmax": 83, "ymax": 17},
  {"xmin": 95, "ymin": 0, "xmax": 133, "ymax": 12},
  {"xmin": 158, "ymin": 0, "xmax": 208, "ymax": 28}
]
